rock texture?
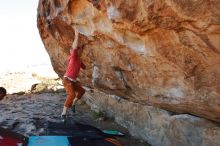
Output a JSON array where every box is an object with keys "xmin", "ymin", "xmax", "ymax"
[
  {"xmin": 36, "ymin": 1, "xmax": 220, "ymax": 145},
  {"xmin": 37, "ymin": 0, "xmax": 220, "ymax": 123},
  {"xmin": 84, "ymin": 89, "xmax": 220, "ymax": 146}
]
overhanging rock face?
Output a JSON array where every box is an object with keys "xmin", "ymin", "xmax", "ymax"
[
  {"xmin": 37, "ymin": 0, "xmax": 220, "ymax": 144},
  {"xmin": 37, "ymin": 0, "xmax": 220, "ymax": 122}
]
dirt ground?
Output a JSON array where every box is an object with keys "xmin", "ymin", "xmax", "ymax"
[
  {"xmin": 0, "ymin": 77, "xmax": 150, "ymax": 146},
  {"xmin": 0, "ymin": 93, "xmax": 150, "ymax": 146}
]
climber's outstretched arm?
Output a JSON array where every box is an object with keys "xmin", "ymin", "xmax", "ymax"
[{"xmin": 71, "ymin": 26, "xmax": 79, "ymax": 53}]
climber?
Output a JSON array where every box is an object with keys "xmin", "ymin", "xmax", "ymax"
[
  {"xmin": 0, "ymin": 87, "xmax": 6, "ymax": 101},
  {"xmin": 61, "ymin": 26, "xmax": 86, "ymax": 123}
]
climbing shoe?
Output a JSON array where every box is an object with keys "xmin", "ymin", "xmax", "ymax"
[
  {"xmin": 72, "ymin": 105, "xmax": 76, "ymax": 113},
  {"xmin": 61, "ymin": 114, "xmax": 67, "ymax": 123}
]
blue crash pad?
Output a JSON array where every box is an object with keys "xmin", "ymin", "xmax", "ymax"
[{"xmin": 28, "ymin": 136, "xmax": 69, "ymax": 146}]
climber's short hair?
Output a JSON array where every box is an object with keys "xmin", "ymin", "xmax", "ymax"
[{"xmin": 0, "ymin": 87, "xmax": 6, "ymax": 100}]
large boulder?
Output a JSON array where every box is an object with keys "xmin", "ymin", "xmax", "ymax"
[
  {"xmin": 37, "ymin": 0, "xmax": 220, "ymax": 122},
  {"xmin": 84, "ymin": 89, "xmax": 220, "ymax": 146}
]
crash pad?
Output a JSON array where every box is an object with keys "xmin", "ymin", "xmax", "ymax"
[{"xmin": 28, "ymin": 136, "xmax": 69, "ymax": 146}]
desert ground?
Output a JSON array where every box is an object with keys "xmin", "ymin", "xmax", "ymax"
[{"xmin": 0, "ymin": 70, "xmax": 149, "ymax": 146}]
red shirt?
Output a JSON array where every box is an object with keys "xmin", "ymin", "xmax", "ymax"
[{"xmin": 64, "ymin": 49, "xmax": 85, "ymax": 80}]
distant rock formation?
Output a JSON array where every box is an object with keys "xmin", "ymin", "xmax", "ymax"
[{"xmin": 37, "ymin": 0, "xmax": 220, "ymax": 145}]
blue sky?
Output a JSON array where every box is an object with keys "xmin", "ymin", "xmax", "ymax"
[{"xmin": 0, "ymin": 0, "xmax": 52, "ymax": 72}]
